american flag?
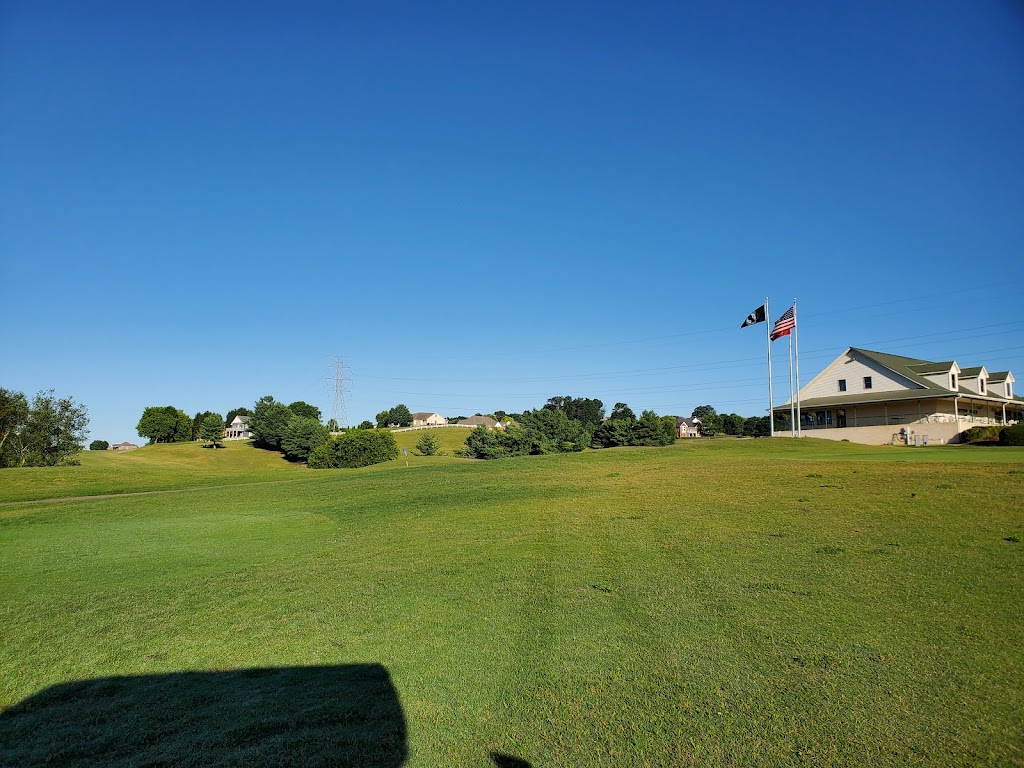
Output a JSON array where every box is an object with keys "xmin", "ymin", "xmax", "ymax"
[{"xmin": 770, "ymin": 306, "xmax": 796, "ymax": 341}]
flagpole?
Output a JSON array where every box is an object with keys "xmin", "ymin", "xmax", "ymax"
[
  {"xmin": 789, "ymin": 332, "xmax": 795, "ymax": 437},
  {"xmin": 765, "ymin": 297, "xmax": 774, "ymax": 437},
  {"xmin": 794, "ymin": 299, "xmax": 801, "ymax": 437}
]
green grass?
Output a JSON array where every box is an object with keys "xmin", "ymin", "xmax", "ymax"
[
  {"xmin": 1, "ymin": 438, "xmax": 1022, "ymax": 766},
  {"xmin": 390, "ymin": 426, "xmax": 471, "ymax": 457}
]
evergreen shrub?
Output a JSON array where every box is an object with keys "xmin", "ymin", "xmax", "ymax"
[
  {"xmin": 308, "ymin": 429, "xmax": 399, "ymax": 468},
  {"xmin": 998, "ymin": 424, "xmax": 1024, "ymax": 446}
]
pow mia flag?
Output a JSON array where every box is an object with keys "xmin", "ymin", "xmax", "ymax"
[{"xmin": 740, "ymin": 303, "xmax": 767, "ymax": 328}]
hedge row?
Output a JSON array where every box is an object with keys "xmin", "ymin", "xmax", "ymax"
[{"xmin": 307, "ymin": 430, "xmax": 399, "ymax": 468}]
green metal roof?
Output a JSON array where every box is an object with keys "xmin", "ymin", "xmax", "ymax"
[
  {"xmin": 958, "ymin": 366, "xmax": 984, "ymax": 377},
  {"xmin": 849, "ymin": 348, "xmax": 952, "ymax": 392},
  {"xmin": 908, "ymin": 360, "xmax": 955, "ymax": 375},
  {"xmin": 987, "ymin": 371, "xmax": 1012, "ymax": 382}
]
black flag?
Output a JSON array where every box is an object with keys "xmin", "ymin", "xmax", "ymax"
[{"xmin": 741, "ymin": 303, "xmax": 767, "ymax": 328}]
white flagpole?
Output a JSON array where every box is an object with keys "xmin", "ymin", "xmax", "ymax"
[
  {"xmin": 766, "ymin": 297, "xmax": 774, "ymax": 437},
  {"xmin": 794, "ymin": 299, "xmax": 801, "ymax": 437},
  {"xmin": 789, "ymin": 332, "xmax": 795, "ymax": 437}
]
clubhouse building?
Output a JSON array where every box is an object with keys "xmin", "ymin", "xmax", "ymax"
[{"xmin": 775, "ymin": 347, "xmax": 1022, "ymax": 444}]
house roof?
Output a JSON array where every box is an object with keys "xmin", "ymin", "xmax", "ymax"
[
  {"xmin": 411, "ymin": 412, "xmax": 441, "ymax": 420},
  {"xmin": 849, "ymin": 348, "xmax": 954, "ymax": 393},
  {"xmin": 457, "ymin": 415, "xmax": 497, "ymax": 427},
  {"xmin": 112, "ymin": 442, "xmax": 138, "ymax": 447},
  {"xmin": 908, "ymin": 360, "xmax": 955, "ymax": 375},
  {"xmin": 987, "ymin": 371, "xmax": 1013, "ymax": 383},
  {"xmin": 675, "ymin": 417, "xmax": 701, "ymax": 427},
  {"xmin": 233, "ymin": 414, "xmax": 250, "ymax": 424},
  {"xmin": 958, "ymin": 366, "xmax": 985, "ymax": 378}
]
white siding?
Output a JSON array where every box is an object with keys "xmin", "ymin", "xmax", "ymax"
[{"xmin": 801, "ymin": 351, "xmax": 923, "ymax": 399}]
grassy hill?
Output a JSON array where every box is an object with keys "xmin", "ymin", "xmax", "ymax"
[{"xmin": 1, "ymin": 439, "xmax": 1022, "ymax": 766}]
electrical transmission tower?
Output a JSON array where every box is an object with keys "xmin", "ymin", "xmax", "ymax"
[{"xmin": 327, "ymin": 356, "xmax": 352, "ymax": 428}]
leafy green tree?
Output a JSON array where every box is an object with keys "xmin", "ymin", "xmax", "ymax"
[
  {"xmin": 89, "ymin": 440, "xmax": 109, "ymax": 451},
  {"xmin": 0, "ymin": 388, "xmax": 29, "ymax": 464},
  {"xmin": 416, "ymin": 433, "xmax": 441, "ymax": 456},
  {"xmin": 12, "ymin": 390, "xmax": 90, "ymax": 466},
  {"xmin": 376, "ymin": 410, "xmax": 392, "ymax": 428},
  {"xmin": 591, "ymin": 418, "xmax": 635, "ymax": 448},
  {"xmin": 721, "ymin": 413, "xmax": 745, "ymax": 436},
  {"xmin": 358, "ymin": 420, "xmax": 374, "ymax": 430},
  {"xmin": 281, "ymin": 416, "xmax": 330, "ymax": 461},
  {"xmin": 249, "ymin": 396, "xmax": 294, "ymax": 450},
  {"xmin": 773, "ymin": 411, "xmax": 791, "ymax": 432},
  {"xmin": 137, "ymin": 406, "xmax": 192, "ymax": 443},
  {"xmin": 610, "ymin": 403, "xmax": 636, "ymax": 421},
  {"xmin": 691, "ymin": 406, "xmax": 721, "ymax": 436},
  {"xmin": 544, "ymin": 396, "xmax": 605, "ymax": 427},
  {"xmin": 326, "ymin": 418, "xmax": 340, "ymax": 432},
  {"xmin": 390, "ymin": 404, "xmax": 412, "ymax": 427},
  {"xmin": 197, "ymin": 412, "xmax": 224, "ymax": 447},
  {"xmin": 224, "ymin": 407, "xmax": 252, "ymax": 428},
  {"xmin": 288, "ymin": 401, "xmax": 322, "ymax": 421}
]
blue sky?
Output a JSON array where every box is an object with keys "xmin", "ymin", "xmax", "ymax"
[{"xmin": 2, "ymin": 1, "xmax": 1023, "ymax": 442}]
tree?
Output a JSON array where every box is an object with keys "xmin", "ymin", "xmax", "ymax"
[
  {"xmin": 376, "ymin": 404, "xmax": 412, "ymax": 428},
  {"xmin": 4, "ymin": 390, "xmax": 90, "ymax": 467},
  {"xmin": 326, "ymin": 418, "xmax": 340, "ymax": 432},
  {"xmin": 721, "ymin": 413, "xmax": 745, "ymax": 436},
  {"xmin": 249, "ymin": 396, "xmax": 294, "ymax": 451},
  {"xmin": 192, "ymin": 411, "xmax": 218, "ymax": 440},
  {"xmin": 544, "ymin": 396, "xmax": 605, "ymax": 427},
  {"xmin": 199, "ymin": 412, "xmax": 225, "ymax": 447},
  {"xmin": 288, "ymin": 401, "xmax": 322, "ymax": 421},
  {"xmin": 137, "ymin": 406, "xmax": 192, "ymax": 443},
  {"xmin": 691, "ymin": 405, "xmax": 721, "ymax": 436},
  {"xmin": 281, "ymin": 417, "xmax": 329, "ymax": 461},
  {"xmin": 610, "ymin": 403, "xmax": 636, "ymax": 421},
  {"xmin": 89, "ymin": 440, "xmax": 109, "ymax": 451},
  {"xmin": 358, "ymin": 420, "xmax": 374, "ymax": 430},
  {"xmin": 224, "ymin": 407, "xmax": 252, "ymax": 428},
  {"xmin": 416, "ymin": 433, "xmax": 441, "ymax": 456},
  {"xmin": 0, "ymin": 388, "xmax": 29, "ymax": 464}
]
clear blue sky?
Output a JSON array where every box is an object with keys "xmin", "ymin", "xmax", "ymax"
[{"xmin": 2, "ymin": 1, "xmax": 1023, "ymax": 442}]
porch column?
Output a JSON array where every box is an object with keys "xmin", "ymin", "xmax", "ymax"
[
  {"xmin": 1003, "ymin": 403, "xmax": 1007, "ymax": 423},
  {"xmin": 853, "ymin": 406, "xmax": 858, "ymax": 427},
  {"xmin": 918, "ymin": 400, "xmax": 922, "ymax": 423},
  {"xmin": 954, "ymin": 397, "xmax": 959, "ymax": 422},
  {"xmin": 884, "ymin": 402, "xmax": 888, "ymax": 426}
]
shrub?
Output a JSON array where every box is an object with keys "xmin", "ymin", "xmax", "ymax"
[
  {"xmin": 89, "ymin": 440, "xmax": 109, "ymax": 451},
  {"xmin": 308, "ymin": 429, "xmax": 399, "ymax": 468},
  {"xmin": 998, "ymin": 424, "xmax": 1024, "ymax": 446},
  {"xmin": 281, "ymin": 417, "xmax": 330, "ymax": 462},
  {"xmin": 416, "ymin": 433, "xmax": 441, "ymax": 456},
  {"xmin": 963, "ymin": 425, "xmax": 1001, "ymax": 444}
]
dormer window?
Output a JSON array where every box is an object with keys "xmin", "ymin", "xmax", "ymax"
[
  {"xmin": 1008, "ymin": 383, "xmax": 1013, "ymax": 398},
  {"xmin": 951, "ymin": 373, "xmax": 957, "ymax": 389},
  {"xmin": 979, "ymin": 379, "xmax": 985, "ymax": 394}
]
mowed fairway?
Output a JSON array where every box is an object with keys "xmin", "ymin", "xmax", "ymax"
[{"xmin": 1, "ymin": 439, "xmax": 1022, "ymax": 766}]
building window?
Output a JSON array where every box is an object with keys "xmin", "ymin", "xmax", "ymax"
[
  {"xmin": 838, "ymin": 379, "xmax": 847, "ymax": 392},
  {"xmin": 979, "ymin": 379, "xmax": 985, "ymax": 394},
  {"xmin": 864, "ymin": 376, "xmax": 873, "ymax": 390},
  {"xmin": 951, "ymin": 373, "xmax": 957, "ymax": 389}
]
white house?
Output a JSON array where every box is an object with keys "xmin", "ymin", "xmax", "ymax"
[
  {"xmin": 775, "ymin": 347, "xmax": 1021, "ymax": 444},
  {"xmin": 411, "ymin": 412, "xmax": 446, "ymax": 427},
  {"xmin": 225, "ymin": 414, "xmax": 252, "ymax": 441}
]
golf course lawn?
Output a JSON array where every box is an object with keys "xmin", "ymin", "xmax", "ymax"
[{"xmin": 1, "ymin": 438, "xmax": 1021, "ymax": 766}]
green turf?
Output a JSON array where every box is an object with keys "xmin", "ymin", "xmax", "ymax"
[
  {"xmin": 390, "ymin": 426, "xmax": 471, "ymax": 457},
  {"xmin": 1, "ymin": 439, "xmax": 1022, "ymax": 766}
]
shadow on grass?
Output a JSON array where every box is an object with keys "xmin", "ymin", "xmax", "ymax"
[{"xmin": 0, "ymin": 664, "xmax": 406, "ymax": 767}]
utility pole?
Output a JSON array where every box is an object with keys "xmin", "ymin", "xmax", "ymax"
[{"xmin": 327, "ymin": 356, "xmax": 352, "ymax": 428}]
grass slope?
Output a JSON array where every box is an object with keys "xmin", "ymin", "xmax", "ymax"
[{"xmin": 1, "ymin": 439, "xmax": 1022, "ymax": 766}]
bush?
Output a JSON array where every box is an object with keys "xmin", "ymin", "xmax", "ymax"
[
  {"xmin": 998, "ymin": 424, "xmax": 1024, "ymax": 446},
  {"xmin": 963, "ymin": 425, "xmax": 1001, "ymax": 444},
  {"xmin": 416, "ymin": 433, "xmax": 441, "ymax": 456},
  {"xmin": 308, "ymin": 429, "xmax": 399, "ymax": 468},
  {"xmin": 281, "ymin": 417, "xmax": 330, "ymax": 462},
  {"xmin": 89, "ymin": 440, "xmax": 109, "ymax": 451}
]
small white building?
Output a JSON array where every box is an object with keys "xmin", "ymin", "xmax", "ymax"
[
  {"xmin": 675, "ymin": 417, "xmax": 701, "ymax": 438},
  {"xmin": 225, "ymin": 414, "xmax": 252, "ymax": 441},
  {"xmin": 411, "ymin": 412, "xmax": 446, "ymax": 427}
]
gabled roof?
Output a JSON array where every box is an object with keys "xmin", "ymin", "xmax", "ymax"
[
  {"xmin": 411, "ymin": 412, "xmax": 441, "ymax": 420},
  {"xmin": 457, "ymin": 415, "xmax": 497, "ymax": 427},
  {"xmin": 849, "ymin": 348, "xmax": 953, "ymax": 393},
  {"xmin": 675, "ymin": 417, "xmax": 701, "ymax": 427},
  {"xmin": 232, "ymin": 414, "xmax": 250, "ymax": 424},
  {"xmin": 958, "ymin": 366, "xmax": 987, "ymax": 378},
  {"xmin": 987, "ymin": 371, "xmax": 1013, "ymax": 383},
  {"xmin": 908, "ymin": 360, "xmax": 955, "ymax": 375}
]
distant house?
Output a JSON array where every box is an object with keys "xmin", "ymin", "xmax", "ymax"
[
  {"xmin": 109, "ymin": 442, "xmax": 139, "ymax": 451},
  {"xmin": 456, "ymin": 415, "xmax": 499, "ymax": 429},
  {"xmin": 225, "ymin": 415, "xmax": 252, "ymax": 441},
  {"xmin": 676, "ymin": 417, "xmax": 701, "ymax": 439},
  {"xmin": 411, "ymin": 412, "xmax": 446, "ymax": 427}
]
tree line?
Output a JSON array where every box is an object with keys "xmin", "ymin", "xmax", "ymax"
[{"xmin": 1, "ymin": 388, "xmax": 89, "ymax": 467}]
